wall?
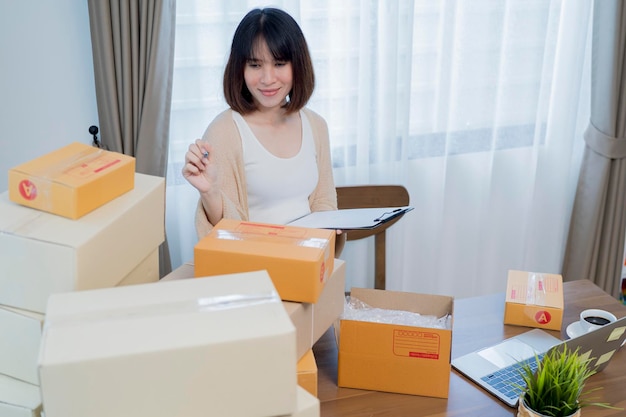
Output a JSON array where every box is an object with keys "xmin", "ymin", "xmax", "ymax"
[{"xmin": 0, "ymin": 1, "xmax": 98, "ymax": 192}]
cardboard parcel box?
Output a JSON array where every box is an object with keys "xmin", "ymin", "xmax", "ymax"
[
  {"xmin": 297, "ymin": 349, "xmax": 318, "ymax": 397},
  {"xmin": 504, "ymin": 270, "xmax": 564, "ymax": 331},
  {"xmin": 0, "ymin": 373, "xmax": 42, "ymax": 417},
  {"xmin": 195, "ymin": 219, "xmax": 335, "ymax": 303},
  {"xmin": 0, "ymin": 305, "xmax": 44, "ymax": 385},
  {"xmin": 38, "ymin": 271, "xmax": 297, "ymax": 417},
  {"xmin": 0, "ymin": 173, "xmax": 164, "ymax": 313},
  {"xmin": 161, "ymin": 258, "xmax": 346, "ymax": 360},
  {"xmin": 8, "ymin": 142, "xmax": 135, "ymax": 219},
  {"xmin": 337, "ymin": 288, "xmax": 454, "ymax": 398}
]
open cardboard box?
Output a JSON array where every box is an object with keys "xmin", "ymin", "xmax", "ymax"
[
  {"xmin": 194, "ymin": 219, "xmax": 335, "ymax": 303},
  {"xmin": 337, "ymin": 287, "xmax": 454, "ymax": 398}
]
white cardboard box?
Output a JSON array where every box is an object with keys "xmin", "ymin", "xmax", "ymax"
[
  {"xmin": 38, "ymin": 271, "xmax": 297, "ymax": 417},
  {"xmin": 116, "ymin": 248, "xmax": 160, "ymax": 287},
  {"xmin": 0, "ymin": 305, "xmax": 44, "ymax": 385},
  {"xmin": 0, "ymin": 173, "xmax": 164, "ymax": 313},
  {"xmin": 291, "ymin": 386, "xmax": 320, "ymax": 417},
  {"xmin": 161, "ymin": 259, "xmax": 346, "ymax": 359},
  {"xmin": 0, "ymin": 374, "xmax": 42, "ymax": 417}
]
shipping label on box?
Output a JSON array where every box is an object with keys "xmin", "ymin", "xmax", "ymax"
[
  {"xmin": 504, "ymin": 270, "xmax": 563, "ymax": 331},
  {"xmin": 38, "ymin": 271, "xmax": 297, "ymax": 417},
  {"xmin": 0, "ymin": 173, "xmax": 165, "ymax": 313},
  {"xmin": 8, "ymin": 142, "xmax": 135, "ymax": 219},
  {"xmin": 0, "ymin": 373, "xmax": 42, "ymax": 417},
  {"xmin": 0, "ymin": 305, "xmax": 44, "ymax": 385},
  {"xmin": 194, "ymin": 219, "xmax": 335, "ymax": 303},
  {"xmin": 337, "ymin": 288, "xmax": 454, "ymax": 398}
]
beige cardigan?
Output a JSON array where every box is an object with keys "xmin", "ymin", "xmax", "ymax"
[{"xmin": 194, "ymin": 108, "xmax": 338, "ymax": 238}]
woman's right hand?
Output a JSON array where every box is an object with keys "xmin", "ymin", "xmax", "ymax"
[{"xmin": 182, "ymin": 139, "xmax": 218, "ymax": 194}]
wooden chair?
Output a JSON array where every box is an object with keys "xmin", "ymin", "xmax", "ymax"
[{"xmin": 335, "ymin": 185, "xmax": 410, "ymax": 290}]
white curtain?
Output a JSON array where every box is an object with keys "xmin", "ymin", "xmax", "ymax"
[{"xmin": 166, "ymin": 0, "xmax": 592, "ymax": 298}]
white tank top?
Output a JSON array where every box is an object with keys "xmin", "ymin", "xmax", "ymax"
[{"xmin": 232, "ymin": 110, "xmax": 318, "ymax": 225}]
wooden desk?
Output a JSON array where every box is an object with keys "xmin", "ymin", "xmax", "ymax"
[{"xmin": 313, "ymin": 280, "xmax": 626, "ymax": 416}]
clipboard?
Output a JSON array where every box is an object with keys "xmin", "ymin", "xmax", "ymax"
[{"xmin": 287, "ymin": 206, "xmax": 413, "ymax": 230}]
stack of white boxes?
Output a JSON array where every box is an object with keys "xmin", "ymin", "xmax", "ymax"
[
  {"xmin": 161, "ymin": 246, "xmax": 348, "ymax": 415},
  {"xmin": 0, "ymin": 172, "xmax": 165, "ymax": 417},
  {"xmin": 38, "ymin": 271, "xmax": 305, "ymax": 417}
]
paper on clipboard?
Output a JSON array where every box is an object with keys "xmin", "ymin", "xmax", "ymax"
[{"xmin": 288, "ymin": 206, "xmax": 413, "ymax": 230}]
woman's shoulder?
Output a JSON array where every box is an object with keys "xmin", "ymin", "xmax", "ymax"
[
  {"xmin": 301, "ymin": 107, "xmax": 328, "ymax": 129},
  {"xmin": 204, "ymin": 109, "xmax": 236, "ymax": 136},
  {"xmin": 202, "ymin": 109, "xmax": 243, "ymax": 159}
]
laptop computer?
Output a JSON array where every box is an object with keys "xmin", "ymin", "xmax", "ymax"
[{"xmin": 451, "ymin": 316, "xmax": 626, "ymax": 407}]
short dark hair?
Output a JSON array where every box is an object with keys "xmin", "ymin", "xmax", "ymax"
[{"xmin": 223, "ymin": 8, "xmax": 315, "ymax": 114}]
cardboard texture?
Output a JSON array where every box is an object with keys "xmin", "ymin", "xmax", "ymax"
[
  {"xmin": 0, "ymin": 173, "xmax": 165, "ymax": 313},
  {"xmin": 503, "ymin": 270, "xmax": 564, "ymax": 331},
  {"xmin": 0, "ymin": 305, "xmax": 44, "ymax": 385},
  {"xmin": 8, "ymin": 142, "xmax": 135, "ymax": 219},
  {"xmin": 0, "ymin": 374, "xmax": 42, "ymax": 417},
  {"xmin": 116, "ymin": 248, "xmax": 160, "ymax": 287},
  {"xmin": 297, "ymin": 349, "xmax": 318, "ymax": 397},
  {"xmin": 337, "ymin": 288, "xmax": 454, "ymax": 398},
  {"xmin": 290, "ymin": 386, "xmax": 320, "ymax": 417},
  {"xmin": 162, "ymin": 259, "xmax": 346, "ymax": 360},
  {"xmin": 38, "ymin": 271, "xmax": 297, "ymax": 417},
  {"xmin": 194, "ymin": 219, "xmax": 335, "ymax": 303},
  {"xmin": 283, "ymin": 259, "xmax": 346, "ymax": 359}
]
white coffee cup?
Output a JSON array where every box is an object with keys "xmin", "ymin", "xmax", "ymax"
[{"xmin": 579, "ymin": 309, "xmax": 617, "ymax": 333}]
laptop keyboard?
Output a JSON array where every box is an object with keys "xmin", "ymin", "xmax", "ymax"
[{"xmin": 480, "ymin": 354, "xmax": 544, "ymax": 400}]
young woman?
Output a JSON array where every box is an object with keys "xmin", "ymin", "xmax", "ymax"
[{"xmin": 182, "ymin": 8, "xmax": 340, "ymax": 245}]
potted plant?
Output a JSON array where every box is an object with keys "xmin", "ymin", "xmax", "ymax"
[{"xmin": 516, "ymin": 345, "xmax": 619, "ymax": 417}]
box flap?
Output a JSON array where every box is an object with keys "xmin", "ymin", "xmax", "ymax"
[{"xmin": 350, "ymin": 287, "xmax": 453, "ymax": 317}]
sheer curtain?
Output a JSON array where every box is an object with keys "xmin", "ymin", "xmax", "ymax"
[{"xmin": 166, "ymin": 0, "xmax": 591, "ymax": 298}]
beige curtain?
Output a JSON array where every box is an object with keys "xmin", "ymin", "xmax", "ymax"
[
  {"xmin": 563, "ymin": 0, "xmax": 626, "ymax": 298},
  {"xmin": 88, "ymin": 0, "xmax": 176, "ymax": 276}
]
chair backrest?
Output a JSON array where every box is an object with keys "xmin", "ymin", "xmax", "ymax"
[
  {"xmin": 335, "ymin": 185, "xmax": 410, "ymax": 289},
  {"xmin": 336, "ymin": 185, "xmax": 410, "ymax": 241}
]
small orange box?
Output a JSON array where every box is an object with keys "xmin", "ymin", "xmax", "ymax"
[
  {"xmin": 194, "ymin": 219, "xmax": 335, "ymax": 303},
  {"xmin": 297, "ymin": 349, "xmax": 318, "ymax": 397},
  {"xmin": 8, "ymin": 142, "xmax": 135, "ymax": 219},
  {"xmin": 504, "ymin": 270, "xmax": 564, "ymax": 331},
  {"xmin": 337, "ymin": 288, "xmax": 454, "ymax": 398}
]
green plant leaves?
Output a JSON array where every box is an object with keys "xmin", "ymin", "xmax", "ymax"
[{"xmin": 517, "ymin": 345, "xmax": 618, "ymax": 417}]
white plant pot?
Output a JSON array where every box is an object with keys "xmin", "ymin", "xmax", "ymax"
[{"xmin": 517, "ymin": 396, "xmax": 581, "ymax": 417}]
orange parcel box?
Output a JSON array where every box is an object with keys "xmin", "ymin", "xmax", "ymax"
[
  {"xmin": 503, "ymin": 270, "xmax": 564, "ymax": 331},
  {"xmin": 337, "ymin": 288, "xmax": 454, "ymax": 398},
  {"xmin": 194, "ymin": 219, "xmax": 335, "ymax": 303},
  {"xmin": 8, "ymin": 142, "xmax": 135, "ymax": 219}
]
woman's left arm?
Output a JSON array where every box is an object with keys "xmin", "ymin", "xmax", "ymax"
[{"xmin": 306, "ymin": 109, "xmax": 338, "ymax": 212}]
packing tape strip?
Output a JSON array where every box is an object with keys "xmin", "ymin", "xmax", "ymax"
[
  {"xmin": 43, "ymin": 291, "xmax": 280, "ymax": 331},
  {"xmin": 525, "ymin": 272, "xmax": 547, "ymax": 306},
  {"xmin": 15, "ymin": 147, "xmax": 105, "ymax": 211},
  {"xmin": 216, "ymin": 229, "xmax": 330, "ymax": 249}
]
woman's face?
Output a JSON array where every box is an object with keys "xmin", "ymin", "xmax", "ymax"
[{"xmin": 244, "ymin": 39, "xmax": 293, "ymax": 112}]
